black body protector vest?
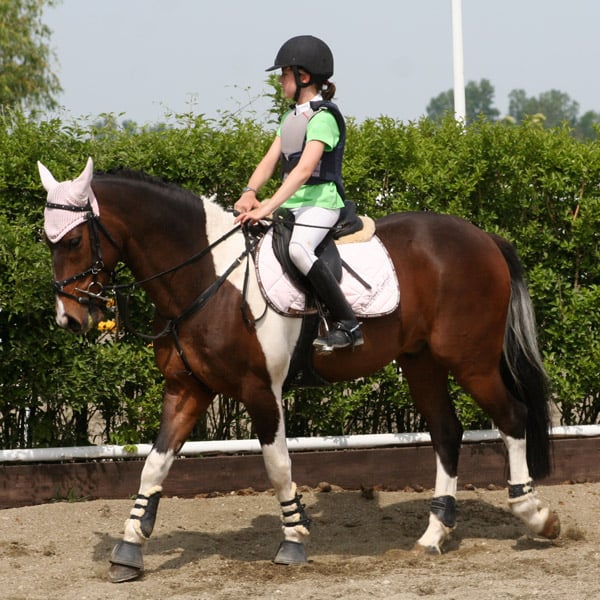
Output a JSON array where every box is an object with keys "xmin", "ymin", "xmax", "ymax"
[{"xmin": 280, "ymin": 100, "xmax": 346, "ymax": 199}]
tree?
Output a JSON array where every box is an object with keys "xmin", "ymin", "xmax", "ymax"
[
  {"xmin": 466, "ymin": 78, "xmax": 499, "ymax": 121},
  {"xmin": 0, "ymin": 0, "xmax": 62, "ymax": 113},
  {"xmin": 426, "ymin": 79, "xmax": 500, "ymax": 123},
  {"xmin": 508, "ymin": 89, "xmax": 580, "ymax": 128},
  {"xmin": 426, "ymin": 89, "xmax": 453, "ymax": 121},
  {"xmin": 573, "ymin": 110, "xmax": 600, "ymax": 140}
]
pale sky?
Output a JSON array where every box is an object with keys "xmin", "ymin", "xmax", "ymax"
[{"xmin": 43, "ymin": 0, "xmax": 600, "ymax": 125}]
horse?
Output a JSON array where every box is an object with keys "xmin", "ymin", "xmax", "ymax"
[{"xmin": 38, "ymin": 157, "xmax": 560, "ymax": 583}]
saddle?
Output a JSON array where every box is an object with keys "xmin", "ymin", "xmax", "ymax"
[
  {"xmin": 254, "ymin": 201, "xmax": 377, "ymax": 390},
  {"xmin": 270, "ymin": 200, "xmax": 366, "ymax": 294},
  {"xmin": 243, "ymin": 202, "xmax": 397, "ymax": 389}
]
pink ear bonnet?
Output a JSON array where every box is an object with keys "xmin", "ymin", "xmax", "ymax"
[{"xmin": 38, "ymin": 157, "xmax": 100, "ymax": 243}]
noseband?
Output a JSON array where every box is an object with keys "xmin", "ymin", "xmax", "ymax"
[{"xmin": 46, "ymin": 199, "xmax": 119, "ymax": 308}]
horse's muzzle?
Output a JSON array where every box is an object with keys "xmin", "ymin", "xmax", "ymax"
[{"xmin": 55, "ymin": 296, "xmax": 98, "ymax": 334}]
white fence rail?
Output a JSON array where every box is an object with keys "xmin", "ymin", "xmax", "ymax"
[{"xmin": 2, "ymin": 425, "xmax": 599, "ymax": 463}]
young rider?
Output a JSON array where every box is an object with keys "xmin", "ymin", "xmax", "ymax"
[{"xmin": 234, "ymin": 35, "xmax": 363, "ymax": 351}]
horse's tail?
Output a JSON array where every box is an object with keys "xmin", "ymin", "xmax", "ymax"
[{"xmin": 490, "ymin": 233, "xmax": 552, "ymax": 479}]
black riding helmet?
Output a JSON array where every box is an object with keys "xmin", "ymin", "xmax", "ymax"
[{"xmin": 266, "ymin": 35, "xmax": 334, "ymax": 101}]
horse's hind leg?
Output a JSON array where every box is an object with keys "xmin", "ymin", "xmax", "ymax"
[
  {"xmin": 108, "ymin": 375, "xmax": 213, "ymax": 583},
  {"xmin": 456, "ymin": 370, "xmax": 560, "ymax": 540},
  {"xmin": 500, "ymin": 431, "xmax": 560, "ymax": 538},
  {"xmin": 400, "ymin": 352, "xmax": 462, "ymax": 554}
]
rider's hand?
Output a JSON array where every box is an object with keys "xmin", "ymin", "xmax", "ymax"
[
  {"xmin": 234, "ymin": 202, "xmax": 270, "ymax": 225},
  {"xmin": 233, "ymin": 193, "xmax": 260, "ymax": 215}
]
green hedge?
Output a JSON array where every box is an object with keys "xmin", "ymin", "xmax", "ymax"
[{"xmin": 1, "ymin": 109, "xmax": 599, "ymax": 447}]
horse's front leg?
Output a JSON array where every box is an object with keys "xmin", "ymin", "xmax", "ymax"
[
  {"xmin": 108, "ymin": 375, "xmax": 213, "ymax": 583},
  {"xmin": 246, "ymin": 386, "xmax": 311, "ymax": 565},
  {"xmin": 401, "ymin": 355, "xmax": 462, "ymax": 554},
  {"xmin": 415, "ymin": 454, "xmax": 459, "ymax": 554}
]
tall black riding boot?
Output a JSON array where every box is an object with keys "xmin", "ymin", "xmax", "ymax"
[{"xmin": 305, "ymin": 259, "xmax": 364, "ymax": 351}]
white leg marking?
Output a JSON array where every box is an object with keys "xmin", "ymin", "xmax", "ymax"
[
  {"xmin": 501, "ymin": 433, "xmax": 551, "ymax": 534},
  {"xmin": 261, "ymin": 418, "xmax": 293, "ymax": 501},
  {"xmin": 261, "ymin": 398, "xmax": 309, "ymax": 544},
  {"xmin": 138, "ymin": 449, "xmax": 175, "ymax": 493},
  {"xmin": 433, "ymin": 453, "xmax": 458, "ymax": 498},
  {"xmin": 417, "ymin": 454, "xmax": 457, "ymax": 551},
  {"xmin": 501, "ymin": 432, "xmax": 530, "ymax": 484},
  {"xmin": 123, "ymin": 449, "xmax": 174, "ymax": 544},
  {"xmin": 509, "ymin": 491, "xmax": 551, "ymax": 535}
]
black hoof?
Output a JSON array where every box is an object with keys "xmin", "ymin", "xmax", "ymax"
[
  {"xmin": 109, "ymin": 540, "xmax": 144, "ymax": 582},
  {"xmin": 273, "ymin": 540, "xmax": 308, "ymax": 565},
  {"xmin": 108, "ymin": 563, "xmax": 143, "ymax": 583}
]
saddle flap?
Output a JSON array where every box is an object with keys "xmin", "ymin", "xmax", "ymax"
[{"xmin": 255, "ymin": 230, "xmax": 400, "ymax": 318}]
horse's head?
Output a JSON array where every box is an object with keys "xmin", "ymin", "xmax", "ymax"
[{"xmin": 38, "ymin": 157, "xmax": 116, "ymax": 334}]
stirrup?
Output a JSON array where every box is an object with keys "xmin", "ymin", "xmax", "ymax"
[
  {"xmin": 313, "ymin": 322, "xmax": 363, "ymax": 352},
  {"xmin": 313, "ymin": 334, "xmax": 335, "ymax": 354}
]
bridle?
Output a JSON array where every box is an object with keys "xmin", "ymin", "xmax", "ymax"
[
  {"xmin": 46, "ymin": 199, "xmax": 119, "ymax": 307},
  {"xmin": 46, "ymin": 198, "xmax": 265, "ymax": 364},
  {"xmin": 46, "ymin": 196, "xmax": 270, "ymax": 385}
]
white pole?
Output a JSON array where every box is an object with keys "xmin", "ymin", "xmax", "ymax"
[
  {"xmin": 1, "ymin": 426, "xmax": 599, "ymax": 463},
  {"xmin": 451, "ymin": 0, "xmax": 466, "ymax": 121}
]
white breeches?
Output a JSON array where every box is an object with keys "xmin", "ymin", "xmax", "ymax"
[{"xmin": 288, "ymin": 206, "xmax": 340, "ymax": 275}]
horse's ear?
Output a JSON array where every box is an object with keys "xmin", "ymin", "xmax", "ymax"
[
  {"xmin": 77, "ymin": 157, "xmax": 94, "ymax": 183},
  {"xmin": 71, "ymin": 157, "xmax": 94, "ymax": 199},
  {"xmin": 37, "ymin": 161, "xmax": 59, "ymax": 192}
]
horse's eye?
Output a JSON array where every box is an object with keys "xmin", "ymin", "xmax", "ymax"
[{"xmin": 68, "ymin": 236, "xmax": 82, "ymax": 249}]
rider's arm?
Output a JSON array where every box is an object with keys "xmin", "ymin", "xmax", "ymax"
[
  {"xmin": 233, "ymin": 137, "xmax": 281, "ymax": 213},
  {"xmin": 234, "ymin": 139, "xmax": 325, "ymax": 223}
]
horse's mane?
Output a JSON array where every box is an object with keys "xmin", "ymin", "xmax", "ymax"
[{"xmin": 94, "ymin": 169, "xmax": 205, "ymax": 211}]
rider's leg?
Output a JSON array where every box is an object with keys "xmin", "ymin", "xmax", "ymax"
[
  {"xmin": 288, "ymin": 206, "xmax": 363, "ymax": 350},
  {"xmin": 287, "ymin": 205, "xmax": 339, "ymax": 275},
  {"xmin": 305, "ymin": 259, "xmax": 363, "ymax": 349}
]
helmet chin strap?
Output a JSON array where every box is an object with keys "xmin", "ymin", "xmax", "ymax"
[{"xmin": 292, "ymin": 65, "xmax": 311, "ymax": 103}]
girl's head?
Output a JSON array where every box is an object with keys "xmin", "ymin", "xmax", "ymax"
[{"xmin": 266, "ymin": 35, "xmax": 336, "ymax": 102}]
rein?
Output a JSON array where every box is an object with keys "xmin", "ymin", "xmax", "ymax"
[
  {"xmin": 110, "ymin": 222, "xmax": 266, "ymax": 376},
  {"xmin": 48, "ymin": 199, "xmax": 266, "ymax": 376},
  {"xmin": 114, "ymin": 235, "xmax": 251, "ymax": 341},
  {"xmin": 49, "ymin": 195, "xmax": 353, "ymax": 380},
  {"xmin": 114, "ymin": 237, "xmax": 254, "ymax": 377},
  {"xmin": 107, "ymin": 223, "xmax": 261, "ymax": 335}
]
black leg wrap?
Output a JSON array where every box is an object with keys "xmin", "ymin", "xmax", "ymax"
[
  {"xmin": 430, "ymin": 495, "xmax": 457, "ymax": 529},
  {"xmin": 129, "ymin": 490, "xmax": 162, "ymax": 538},
  {"xmin": 508, "ymin": 480, "xmax": 534, "ymax": 499},
  {"xmin": 280, "ymin": 493, "xmax": 312, "ymax": 530}
]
